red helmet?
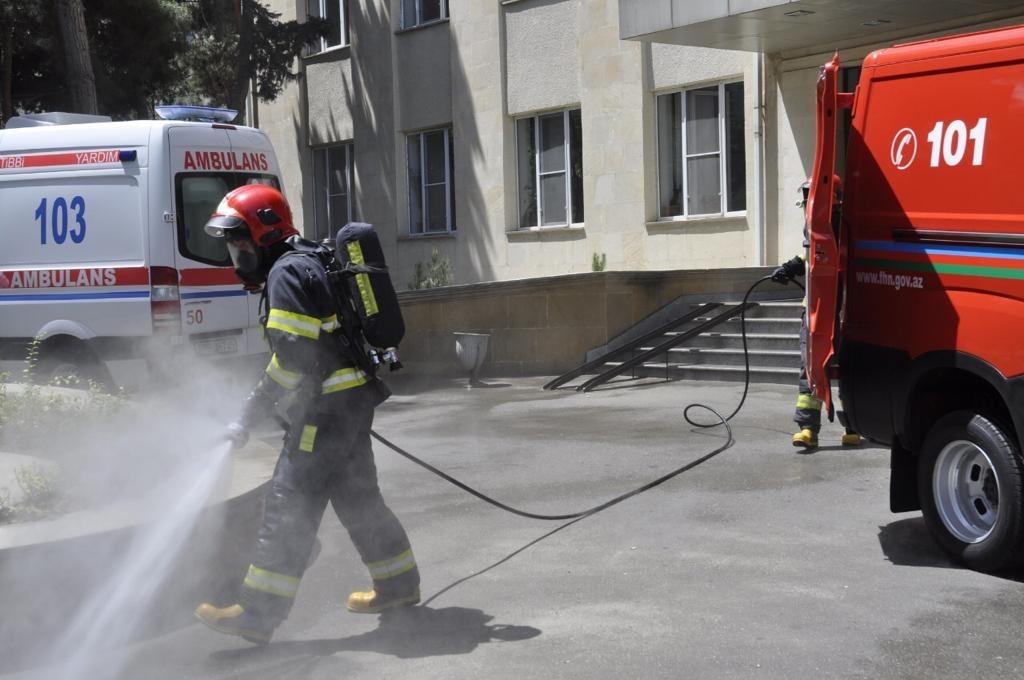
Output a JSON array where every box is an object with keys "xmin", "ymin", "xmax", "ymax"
[{"xmin": 204, "ymin": 184, "xmax": 298, "ymax": 245}]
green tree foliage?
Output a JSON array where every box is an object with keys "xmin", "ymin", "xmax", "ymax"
[
  {"xmin": 0, "ymin": 1, "xmax": 58, "ymax": 120},
  {"xmin": 0, "ymin": 0, "xmax": 328, "ymax": 124},
  {"xmin": 174, "ymin": 0, "xmax": 330, "ymax": 118},
  {"xmin": 0, "ymin": 0, "xmax": 186, "ymax": 121}
]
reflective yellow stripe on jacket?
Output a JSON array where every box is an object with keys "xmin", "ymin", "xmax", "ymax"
[
  {"xmin": 322, "ymin": 366, "xmax": 369, "ymax": 394},
  {"xmin": 265, "ymin": 354, "xmax": 303, "ymax": 390},
  {"xmin": 266, "ymin": 309, "xmax": 321, "ymax": 340},
  {"xmin": 266, "ymin": 309, "xmax": 340, "ymax": 338}
]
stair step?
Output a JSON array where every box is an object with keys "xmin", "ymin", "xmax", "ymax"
[
  {"xmin": 631, "ymin": 362, "xmax": 799, "ymax": 385},
  {"xmin": 559, "ymin": 297, "xmax": 806, "ymax": 390},
  {"xmin": 632, "ymin": 346, "xmax": 801, "ymax": 369},
  {"xmin": 689, "ymin": 333, "xmax": 798, "ymax": 351}
]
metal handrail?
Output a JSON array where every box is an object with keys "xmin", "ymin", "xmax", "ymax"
[
  {"xmin": 542, "ymin": 302, "xmax": 721, "ymax": 390},
  {"xmin": 576, "ymin": 301, "xmax": 758, "ymax": 392}
]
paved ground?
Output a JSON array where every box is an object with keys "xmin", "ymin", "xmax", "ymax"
[{"xmin": 5, "ymin": 375, "xmax": 1024, "ymax": 680}]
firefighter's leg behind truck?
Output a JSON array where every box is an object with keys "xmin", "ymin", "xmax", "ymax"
[{"xmin": 792, "ymin": 309, "xmax": 862, "ymax": 450}]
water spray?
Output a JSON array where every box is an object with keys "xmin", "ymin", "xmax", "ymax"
[{"xmin": 45, "ymin": 440, "xmax": 233, "ymax": 680}]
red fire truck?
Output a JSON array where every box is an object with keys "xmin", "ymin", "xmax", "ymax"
[{"xmin": 807, "ymin": 25, "xmax": 1024, "ymax": 572}]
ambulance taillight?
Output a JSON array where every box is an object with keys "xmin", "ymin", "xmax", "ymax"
[{"xmin": 150, "ymin": 266, "xmax": 181, "ymax": 334}]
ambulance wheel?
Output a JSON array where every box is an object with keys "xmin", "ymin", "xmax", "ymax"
[
  {"xmin": 917, "ymin": 410, "xmax": 1024, "ymax": 572},
  {"xmin": 34, "ymin": 342, "xmax": 112, "ymax": 391}
]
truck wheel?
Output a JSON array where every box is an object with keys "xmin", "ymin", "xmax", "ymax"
[{"xmin": 918, "ymin": 410, "xmax": 1024, "ymax": 572}]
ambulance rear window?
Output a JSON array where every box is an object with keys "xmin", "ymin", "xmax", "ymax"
[{"xmin": 175, "ymin": 173, "xmax": 280, "ymax": 266}]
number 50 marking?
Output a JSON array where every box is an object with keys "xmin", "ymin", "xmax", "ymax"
[{"xmin": 927, "ymin": 118, "xmax": 987, "ymax": 168}]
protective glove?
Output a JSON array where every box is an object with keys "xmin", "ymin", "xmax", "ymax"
[
  {"xmin": 772, "ymin": 255, "xmax": 805, "ymax": 283},
  {"xmin": 224, "ymin": 422, "xmax": 249, "ymax": 450}
]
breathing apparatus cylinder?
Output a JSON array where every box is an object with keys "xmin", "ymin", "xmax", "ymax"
[{"xmin": 332, "ymin": 223, "xmax": 405, "ymax": 372}]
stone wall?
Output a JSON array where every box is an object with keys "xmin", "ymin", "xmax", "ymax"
[{"xmin": 397, "ymin": 266, "xmax": 777, "ymax": 378}]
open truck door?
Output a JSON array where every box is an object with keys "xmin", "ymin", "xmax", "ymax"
[{"xmin": 806, "ymin": 54, "xmax": 853, "ymax": 418}]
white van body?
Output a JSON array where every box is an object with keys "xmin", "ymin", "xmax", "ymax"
[{"xmin": 0, "ymin": 113, "xmax": 280, "ymax": 389}]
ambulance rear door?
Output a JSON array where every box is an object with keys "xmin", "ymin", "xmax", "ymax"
[{"xmin": 167, "ymin": 124, "xmax": 278, "ymax": 359}]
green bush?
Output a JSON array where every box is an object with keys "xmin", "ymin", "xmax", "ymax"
[
  {"xmin": 0, "ymin": 379, "xmax": 125, "ymax": 451},
  {"xmin": 409, "ymin": 249, "xmax": 453, "ymax": 290},
  {"xmin": 0, "ymin": 464, "xmax": 66, "ymax": 525},
  {"xmin": 0, "ymin": 372, "xmax": 123, "ymax": 524},
  {"xmin": 592, "ymin": 252, "xmax": 607, "ymax": 272}
]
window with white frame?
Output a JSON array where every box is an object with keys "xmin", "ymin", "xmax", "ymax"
[
  {"xmin": 402, "ymin": 0, "xmax": 448, "ymax": 29},
  {"xmin": 308, "ymin": 0, "xmax": 349, "ymax": 51},
  {"xmin": 312, "ymin": 143, "xmax": 353, "ymax": 242},
  {"xmin": 516, "ymin": 108, "xmax": 583, "ymax": 229},
  {"xmin": 407, "ymin": 128, "xmax": 455, "ymax": 234},
  {"xmin": 656, "ymin": 82, "xmax": 746, "ymax": 218}
]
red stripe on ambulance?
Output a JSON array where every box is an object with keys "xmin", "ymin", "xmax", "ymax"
[
  {"xmin": 179, "ymin": 267, "xmax": 242, "ymax": 286},
  {"xmin": 0, "ymin": 266, "xmax": 149, "ymax": 289},
  {"xmin": 0, "ymin": 150, "xmax": 121, "ymax": 170}
]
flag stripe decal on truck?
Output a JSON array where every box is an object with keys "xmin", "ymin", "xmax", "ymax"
[
  {"xmin": 856, "ymin": 240, "xmax": 1024, "ymax": 280},
  {"xmin": 858, "ymin": 240, "xmax": 1024, "ymax": 261}
]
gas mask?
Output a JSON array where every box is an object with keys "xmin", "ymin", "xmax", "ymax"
[{"xmin": 225, "ymin": 232, "xmax": 271, "ymax": 287}]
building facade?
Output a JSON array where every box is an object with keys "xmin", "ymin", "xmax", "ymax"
[{"xmin": 257, "ymin": 0, "xmax": 1024, "ymax": 288}]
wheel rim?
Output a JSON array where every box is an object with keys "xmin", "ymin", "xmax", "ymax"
[{"xmin": 932, "ymin": 439, "xmax": 1000, "ymax": 544}]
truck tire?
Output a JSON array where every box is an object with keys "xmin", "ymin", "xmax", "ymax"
[{"xmin": 917, "ymin": 410, "xmax": 1024, "ymax": 572}]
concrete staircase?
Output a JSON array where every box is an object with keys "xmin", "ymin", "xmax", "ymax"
[
  {"xmin": 650, "ymin": 299, "xmax": 802, "ymax": 383},
  {"xmin": 602, "ymin": 299, "xmax": 804, "ymax": 386}
]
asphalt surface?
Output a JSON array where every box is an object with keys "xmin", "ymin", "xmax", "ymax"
[{"xmin": 7, "ymin": 375, "xmax": 1024, "ymax": 680}]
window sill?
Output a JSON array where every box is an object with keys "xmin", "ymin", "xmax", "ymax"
[
  {"xmin": 646, "ymin": 213, "xmax": 747, "ymax": 233},
  {"xmin": 395, "ymin": 18, "xmax": 450, "ymax": 35},
  {"xmin": 507, "ymin": 223, "xmax": 586, "ymax": 240},
  {"xmin": 398, "ymin": 231, "xmax": 456, "ymax": 242},
  {"xmin": 303, "ymin": 44, "xmax": 351, "ymax": 65}
]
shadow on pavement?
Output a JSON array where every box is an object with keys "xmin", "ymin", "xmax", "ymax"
[
  {"xmin": 207, "ymin": 605, "xmax": 539, "ymax": 671},
  {"xmin": 877, "ymin": 517, "xmax": 955, "ymax": 568},
  {"xmin": 878, "ymin": 517, "xmax": 1024, "ymax": 582}
]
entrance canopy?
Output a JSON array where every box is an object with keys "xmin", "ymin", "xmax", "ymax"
[{"xmin": 619, "ymin": 0, "xmax": 1024, "ymax": 54}]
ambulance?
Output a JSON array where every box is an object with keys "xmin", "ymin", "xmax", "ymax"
[
  {"xmin": 805, "ymin": 25, "xmax": 1024, "ymax": 572},
  {"xmin": 0, "ymin": 106, "xmax": 281, "ymax": 390}
]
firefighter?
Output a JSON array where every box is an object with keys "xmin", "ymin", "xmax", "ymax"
[
  {"xmin": 774, "ymin": 181, "xmax": 862, "ymax": 451},
  {"xmin": 193, "ymin": 185, "xmax": 420, "ymax": 644}
]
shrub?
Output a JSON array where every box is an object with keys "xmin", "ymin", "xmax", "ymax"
[{"xmin": 409, "ymin": 249, "xmax": 453, "ymax": 290}]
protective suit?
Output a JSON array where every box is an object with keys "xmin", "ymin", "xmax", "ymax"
[{"xmin": 194, "ymin": 185, "xmax": 419, "ymax": 644}]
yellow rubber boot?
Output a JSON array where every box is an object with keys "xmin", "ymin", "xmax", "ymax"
[
  {"xmin": 841, "ymin": 432, "xmax": 863, "ymax": 447},
  {"xmin": 791, "ymin": 428, "xmax": 818, "ymax": 449},
  {"xmin": 346, "ymin": 588, "xmax": 420, "ymax": 614},
  {"xmin": 194, "ymin": 603, "xmax": 275, "ymax": 644}
]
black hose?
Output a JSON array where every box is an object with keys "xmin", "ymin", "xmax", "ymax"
[
  {"xmin": 369, "ymin": 272, "xmax": 802, "ymax": 521},
  {"xmin": 371, "ymin": 408, "xmax": 732, "ymax": 521},
  {"xmin": 683, "ymin": 274, "xmax": 802, "ymax": 428}
]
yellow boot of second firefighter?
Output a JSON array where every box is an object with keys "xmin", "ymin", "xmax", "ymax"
[
  {"xmin": 347, "ymin": 588, "xmax": 421, "ymax": 614},
  {"xmin": 792, "ymin": 428, "xmax": 819, "ymax": 450},
  {"xmin": 841, "ymin": 431, "xmax": 863, "ymax": 447}
]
